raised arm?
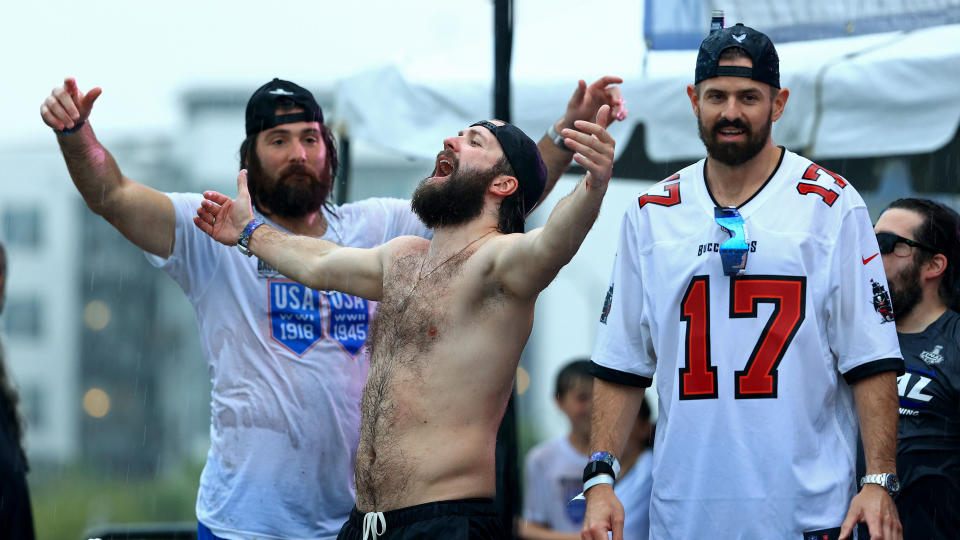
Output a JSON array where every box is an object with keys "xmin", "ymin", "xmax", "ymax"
[
  {"xmin": 40, "ymin": 77, "xmax": 175, "ymax": 257},
  {"xmin": 535, "ymin": 76, "xmax": 626, "ymax": 209},
  {"xmin": 194, "ymin": 170, "xmax": 387, "ymax": 300},
  {"xmin": 496, "ymin": 105, "xmax": 615, "ymax": 298}
]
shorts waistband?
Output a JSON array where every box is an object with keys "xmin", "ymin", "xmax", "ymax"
[{"xmin": 348, "ymin": 498, "xmax": 497, "ymax": 529}]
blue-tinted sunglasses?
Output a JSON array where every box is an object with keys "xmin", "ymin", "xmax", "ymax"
[{"xmin": 715, "ymin": 207, "xmax": 748, "ymax": 276}]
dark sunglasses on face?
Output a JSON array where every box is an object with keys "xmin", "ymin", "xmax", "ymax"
[{"xmin": 875, "ymin": 231, "xmax": 937, "ymax": 257}]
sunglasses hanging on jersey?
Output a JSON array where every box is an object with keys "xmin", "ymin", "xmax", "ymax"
[
  {"xmin": 875, "ymin": 232, "xmax": 937, "ymax": 257},
  {"xmin": 715, "ymin": 207, "xmax": 749, "ymax": 276}
]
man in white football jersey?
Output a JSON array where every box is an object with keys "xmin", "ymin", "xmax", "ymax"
[{"xmin": 580, "ymin": 24, "xmax": 904, "ymax": 540}]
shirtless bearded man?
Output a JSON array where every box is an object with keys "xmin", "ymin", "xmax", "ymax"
[{"xmin": 194, "ymin": 108, "xmax": 616, "ymax": 538}]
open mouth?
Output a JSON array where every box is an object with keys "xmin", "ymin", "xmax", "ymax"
[{"xmin": 431, "ymin": 152, "xmax": 455, "ymax": 180}]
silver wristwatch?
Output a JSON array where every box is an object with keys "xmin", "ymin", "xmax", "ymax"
[
  {"xmin": 546, "ymin": 123, "xmax": 570, "ymax": 151},
  {"xmin": 860, "ymin": 473, "xmax": 900, "ymax": 497}
]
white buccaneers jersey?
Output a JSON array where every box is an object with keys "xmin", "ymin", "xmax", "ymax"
[{"xmin": 592, "ymin": 149, "xmax": 902, "ymax": 539}]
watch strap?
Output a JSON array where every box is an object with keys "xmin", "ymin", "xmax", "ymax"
[
  {"xmin": 860, "ymin": 473, "xmax": 900, "ymax": 496},
  {"xmin": 546, "ymin": 122, "xmax": 571, "ymax": 151},
  {"xmin": 237, "ymin": 218, "xmax": 265, "ymax": 257}
]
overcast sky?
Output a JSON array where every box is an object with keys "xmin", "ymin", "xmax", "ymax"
[{"xmin": 2, "ymin": 0, "xmax": 643, "ymax": 148}]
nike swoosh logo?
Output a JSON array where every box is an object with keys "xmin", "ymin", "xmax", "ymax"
[{"xmin": 862, "ymin": 253, "xmax": 879, "ymax": 265}]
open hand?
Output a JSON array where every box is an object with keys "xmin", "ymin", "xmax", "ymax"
[
  {"xmin": 558, "ymin": 76, "xmax": 627, "ymax": 131},
  {"xmin": 40, "ymin": 77, "xmax": 102, "ymax": 131},
  {"xmin": 194, "ymin": 169, "xmax": 256, "ymax": 246},
  {"xmin": 561, "ymin": 105, "xmax": 615, "ymax": 188},
  {"xmin": 839, "ymin": 486, "xmax": 901, "ymax": 540}
]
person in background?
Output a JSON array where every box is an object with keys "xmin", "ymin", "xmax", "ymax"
[
  {"xmin": 874, "ymin": 198, "xmax": 960, "ymax": 540},
  {"xmin": 520, "ymin": 359, "xmax": 653, "ymax": 540},
  {"xmin": 0, "ymin": 241, "xmax": 36, "ymax": 538}
]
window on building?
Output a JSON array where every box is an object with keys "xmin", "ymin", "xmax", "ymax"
[
  {"xmin": 3, "ymin": 295, "xmax": 42, "ymax": 338},
  {"xmin": 2, "ymin": 206, "xmax": 42, "ymax": 249}
]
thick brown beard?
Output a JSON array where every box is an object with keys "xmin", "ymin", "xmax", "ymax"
[
  {"xmin": 698, "ymin": 107, "xmax": 772, "ymax": 167},
  {"xmin": 246, "ymin": 150, "xmax": 332, "ymax": 219},
  {"xmin": 410, "ymin": 163, "xmax": 495, "ymax": 230}
]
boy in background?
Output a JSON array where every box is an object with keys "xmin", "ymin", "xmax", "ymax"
[{"xmin": 520, "ymin": 359, "xmax": 653, "ymax": 539}]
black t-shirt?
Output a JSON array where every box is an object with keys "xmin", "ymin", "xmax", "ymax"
[{"xmin": 896, "ymin": 309, "xmax": 960, "ymax": 490}]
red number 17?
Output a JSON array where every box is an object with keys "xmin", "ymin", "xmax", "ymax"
[{"xmin": 679, "ymin": 275, "xmax": 806, "ymax": 400}]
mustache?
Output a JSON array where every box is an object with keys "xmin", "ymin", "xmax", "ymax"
[
  {"xmin": 278, "ymin": 162, "xmax": 319, "ymax": 181},
  {"xmin": 713, "ymin": 118, "xmax": 749, "ymax": 133}
]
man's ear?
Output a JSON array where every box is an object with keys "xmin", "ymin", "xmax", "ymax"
[
  {"xmin": 489, "ymin": 174, "xmax": 519, "ymax": 197},
  {"xmin": 924, "ymin": 253, "xmax": 948, "ymax": 281},
  {"xmin": 686, "ymin": 84, "xmax": 699, "ymax": 116},
  {"xmin": 771, "ymin": 87, "xmax": 790, "ymax": 122}
]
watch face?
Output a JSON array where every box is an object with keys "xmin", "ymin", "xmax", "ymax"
[{"xmin": 887, "ymin": 475, "xmax": 900, "ymax": 493}]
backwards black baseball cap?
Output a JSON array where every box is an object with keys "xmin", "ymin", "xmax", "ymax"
[
  {"xmin": 245, "ymin": 78, "xmax": 324, "ymax": 137},
  {"xmin": 470, "ymin": 120, "xmax": 547, "ymax": 217},
  {"xmin": 695, "ymin": 23, "xmax": 780, "ymax": 89}
]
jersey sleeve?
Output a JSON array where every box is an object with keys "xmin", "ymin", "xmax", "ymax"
[
  {"xmin": 143, "ymin": 192, "xmax": 224, "ymax": 301},
  {"xmin": 828, "ymin": 205, "xmax": 904, "ymax": 383},
  {"xmin": 591, "ymin": 206, "xmax": 655, "ymax": 387}
]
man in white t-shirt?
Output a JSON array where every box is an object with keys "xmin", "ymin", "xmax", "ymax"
[
  {"xmin": 580, "ymin": 24, "xmax": 904, "ymax": 540},
  {"xmin": 40, "ymin": 76, "xmax": 625, "ymax": 540}
]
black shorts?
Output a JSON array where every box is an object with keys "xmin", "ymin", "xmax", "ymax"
[{"xmin": 336, "ymin": 498, "xmax": 506, "ymax": 540}]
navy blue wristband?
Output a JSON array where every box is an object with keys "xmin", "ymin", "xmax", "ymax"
[{"xmin": 58, "ymin": 120, "xmax": 85, "ymax": 135}]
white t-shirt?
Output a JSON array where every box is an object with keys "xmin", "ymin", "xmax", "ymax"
[
  {"xmin": 523, "ymin": 436, "xmax": 652, "ymax": 539},
  {"xmin": 592, "ymin": 149, "xmax": 903, "ymax": 539},
  {"xmin": 146, "ymin": 193, "xmax": 429, "ymax": 540}
]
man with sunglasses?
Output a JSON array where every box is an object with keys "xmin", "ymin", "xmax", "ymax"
[
  {"xmin": 580, "ymin": 23, "xmax": 904, "ymax": 540},
  {"xmin": 874, "ymin": 198, "xmax": 960, "ymax": 540}
]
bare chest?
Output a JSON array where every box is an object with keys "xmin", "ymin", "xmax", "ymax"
[{"xmin": 368, "ymin": 252, "xmax": 469, "ymax": 365}]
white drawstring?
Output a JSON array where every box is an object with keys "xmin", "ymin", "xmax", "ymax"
[{"xmin": 362, "ymin": 511, "xmax": 386, "ymax": 540}]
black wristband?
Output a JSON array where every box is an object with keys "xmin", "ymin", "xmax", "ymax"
[
  {"xmin": 58, "ymin": 120, "xmax": 85, "ymax": 135},
  {"xmin": 582, "ymin": 460, "xmax": 616, "ymax": 483}
]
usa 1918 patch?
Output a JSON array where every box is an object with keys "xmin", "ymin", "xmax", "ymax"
[{"xmin": 269, "ymin": 280, "xmax": 324, "ymax": 355}]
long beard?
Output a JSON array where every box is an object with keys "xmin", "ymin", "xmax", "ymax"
[
  {"xmin": 698, "ymin": 108, "xmax": 772, "ymax": 166},
  {"xmin": 411, "ymin": 163, "xmax": 495, "ymax": 229},
  {"xmin": 247, "ymin": 158, "xmax": 331, "ymax": 219},
  {"xmin": 889, "ymin": 261, "xmax": 923, "ymax": 320}
]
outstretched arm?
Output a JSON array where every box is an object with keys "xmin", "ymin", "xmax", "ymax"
[
  {"xmin": 535, "ymin": 76, "xmax": 626, "ymax": 209},
  {"xmin": 194, "ymin": 170, "xmax": 387, "ymax": 300},
  {"xmin": 41, "ymin": 77, "xmax": 175, "ymax": 257},
  {"xmin": 496, "ymin": 105, "xmax": 615, "ymax": 298}
]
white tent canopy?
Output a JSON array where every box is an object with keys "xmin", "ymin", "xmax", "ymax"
[{"xmin": 335, "ymin": 23, "xmax": 960, "ymax": 165}]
